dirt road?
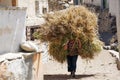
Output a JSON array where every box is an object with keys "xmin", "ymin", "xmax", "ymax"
[{"xmin": 43, "ymin": 50, "xmax": 120, "ymax": 80}]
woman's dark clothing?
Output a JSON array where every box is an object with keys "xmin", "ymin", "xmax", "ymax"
[
  {"xmin": 66, "ymin": 39, "xmax": 80, "ymax": 73},
  {"xmin": 67, "ymin": 55, "xmax": 78, "ymax": 72}
]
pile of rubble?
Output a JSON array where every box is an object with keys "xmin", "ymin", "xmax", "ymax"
[{"xmin": 85, "ymin": 4, "xmax": 118, "ymax": 51}]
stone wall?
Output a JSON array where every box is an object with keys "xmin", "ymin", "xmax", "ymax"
[
  {"xmin": 0, "ymin": 7, "xmax": 26, "ymax": 54},
  {"xmin": 0, "ymin": 52, "xmax": 43, "ymax": 80}
]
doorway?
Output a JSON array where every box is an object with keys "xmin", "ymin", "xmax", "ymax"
[{"xmin": 102, "ymin": 0, "xmax": 107, "ymax": 9}]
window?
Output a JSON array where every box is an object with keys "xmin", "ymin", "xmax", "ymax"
[
  {"xmin": 35, "ymin": 1, "xmax": 39, "ymax": 15},
  {"xmin": 42, "ymin": 7, "xmax": 47, "ymax": 14},
  {"xmin": 12, "ymin": 0, "xmax": 16, "ymax": 6}
]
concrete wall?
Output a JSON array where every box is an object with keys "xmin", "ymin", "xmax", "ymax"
[
  {"xmin": 109, "ymin": 0, "xmax": 118, "ymax": 16},
  {"xmin": 0, "ymin": 7, "xmax": 26, "ymax": 54},
  {"xmin": 116, "ymin": 0, "xmax": 120, "ymax": 58}
]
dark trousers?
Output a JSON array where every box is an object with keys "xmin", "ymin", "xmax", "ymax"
[{"xmin": 67, "ymin": 55, "xmax": 78, "ymax": 72}]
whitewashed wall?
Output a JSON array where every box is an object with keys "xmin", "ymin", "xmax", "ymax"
[
  {"xmin": 38, "ymin": 0, "xmax": 48, "ymax": 15},
  {"xmin": 0, "ymin": 0, "xmax": 12, "ymax": 7},
  {"xmin": 0, "ymin": 0, "xmax": 36, "ymax": 18},
  {"xmin": 34, "ymin": 0, "xmax": 49, "ymax": 15},
  {"xmin": 0, "ymin": 7, "xmax": 26, "ymax": 54},
  {"xmin": 16, "ymin": 0, "xmax": 46, "ymax": 26},
  {"xmin": 17, "ymin": 0, "xmax": 35, "ymax": 18}
]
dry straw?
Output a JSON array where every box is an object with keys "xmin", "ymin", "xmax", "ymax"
[{"xmin": 34, "ymin": 6, "xmax": 103, "ymax": 63}]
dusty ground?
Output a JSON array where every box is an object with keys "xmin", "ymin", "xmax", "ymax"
[{"xmin": 43, "ymin": 50, "xmax": 120, "ymax": 80}]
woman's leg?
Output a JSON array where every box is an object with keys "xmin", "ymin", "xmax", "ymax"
[
  {"xmin": 71, "ymin": 55, "xmax": 78, "ymax": 77},
  {"xmin": 72, "ymin": 55, "xmax": 78, "ymax": 72},
  {"xmin": 67, "ymin": 55, "xmax": 72, "ymax": 72}
]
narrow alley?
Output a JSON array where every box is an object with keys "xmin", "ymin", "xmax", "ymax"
[{"xmin": 43, "ymin": 50, "xmax": 120, "ymax": 80}]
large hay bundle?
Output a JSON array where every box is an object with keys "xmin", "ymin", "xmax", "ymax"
[{"xmin": 34, "ymin": 6, "xmax": 103, "ymax": 63}]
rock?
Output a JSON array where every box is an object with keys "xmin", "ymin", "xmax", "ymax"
[
  {"xmin": 0, "ymin": 52, "xmax": 43, "ymax": 80},
  {"xmin": 110, "ymin": 43, "xmax": 118, "ymax": 51},
  {"xmin": 109, "ymin": 50, "xmax": 119, "ymax": 59},
  {"xmin": 20, "ymin": 41, "xmax": 38, "ymax": 52},
  {"xmin": 0, "ymin": 53, "xmax": 28, "ymax": 80},
  {"xmin": 103, "ymin": 46, "xmax": 111, "ymax": 50}
]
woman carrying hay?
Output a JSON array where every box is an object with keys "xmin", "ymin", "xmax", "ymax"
[
  {"xmin": 34, "ymin": 5, "xmax": 102, "ymax": 78},
  {"xmin": 64, "ymin": 38, "xmax": 81, "ymax": 78}
]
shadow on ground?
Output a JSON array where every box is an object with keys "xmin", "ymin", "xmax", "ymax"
[{"xmin": 44, "ymin": 74, "xmax": 95, "ymax": 80}]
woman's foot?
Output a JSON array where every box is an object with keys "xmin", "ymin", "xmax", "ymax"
[{"xmin": 71, "ymin": 71, "xmax": 75, "ymax": 78}]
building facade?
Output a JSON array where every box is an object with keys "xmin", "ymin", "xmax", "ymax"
[
  {"xmin": 0, "ymin": 0, "xmax": 48, "ymax": 40},
  {"xmin": 81, "ymin": 0, "xmax": 109, "ymax": 9},
  {"xmin": 0, "ymin": 0, "xmax": 48, "ymax": 25}
]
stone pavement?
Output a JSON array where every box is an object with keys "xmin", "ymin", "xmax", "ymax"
[{"xmin": 43, "ymin": 50, "xmax": 120, "ymax": 80}]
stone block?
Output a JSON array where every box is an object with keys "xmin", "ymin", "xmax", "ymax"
[
  {"xmin": 116, "ymin": 58, "xmax": 120, "ymax": 70},
  {"xmin": 0, "ymin": 52, "xmax": 43, "ymax": 80}
]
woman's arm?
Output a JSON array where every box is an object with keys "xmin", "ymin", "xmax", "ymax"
[
  {"xmin": 78, "ymin": 39, "xmax": 81, "ymax": 49},
  {"xmin": 63, "ymin": 41, "xmax": 69, "ymax": 50}
]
